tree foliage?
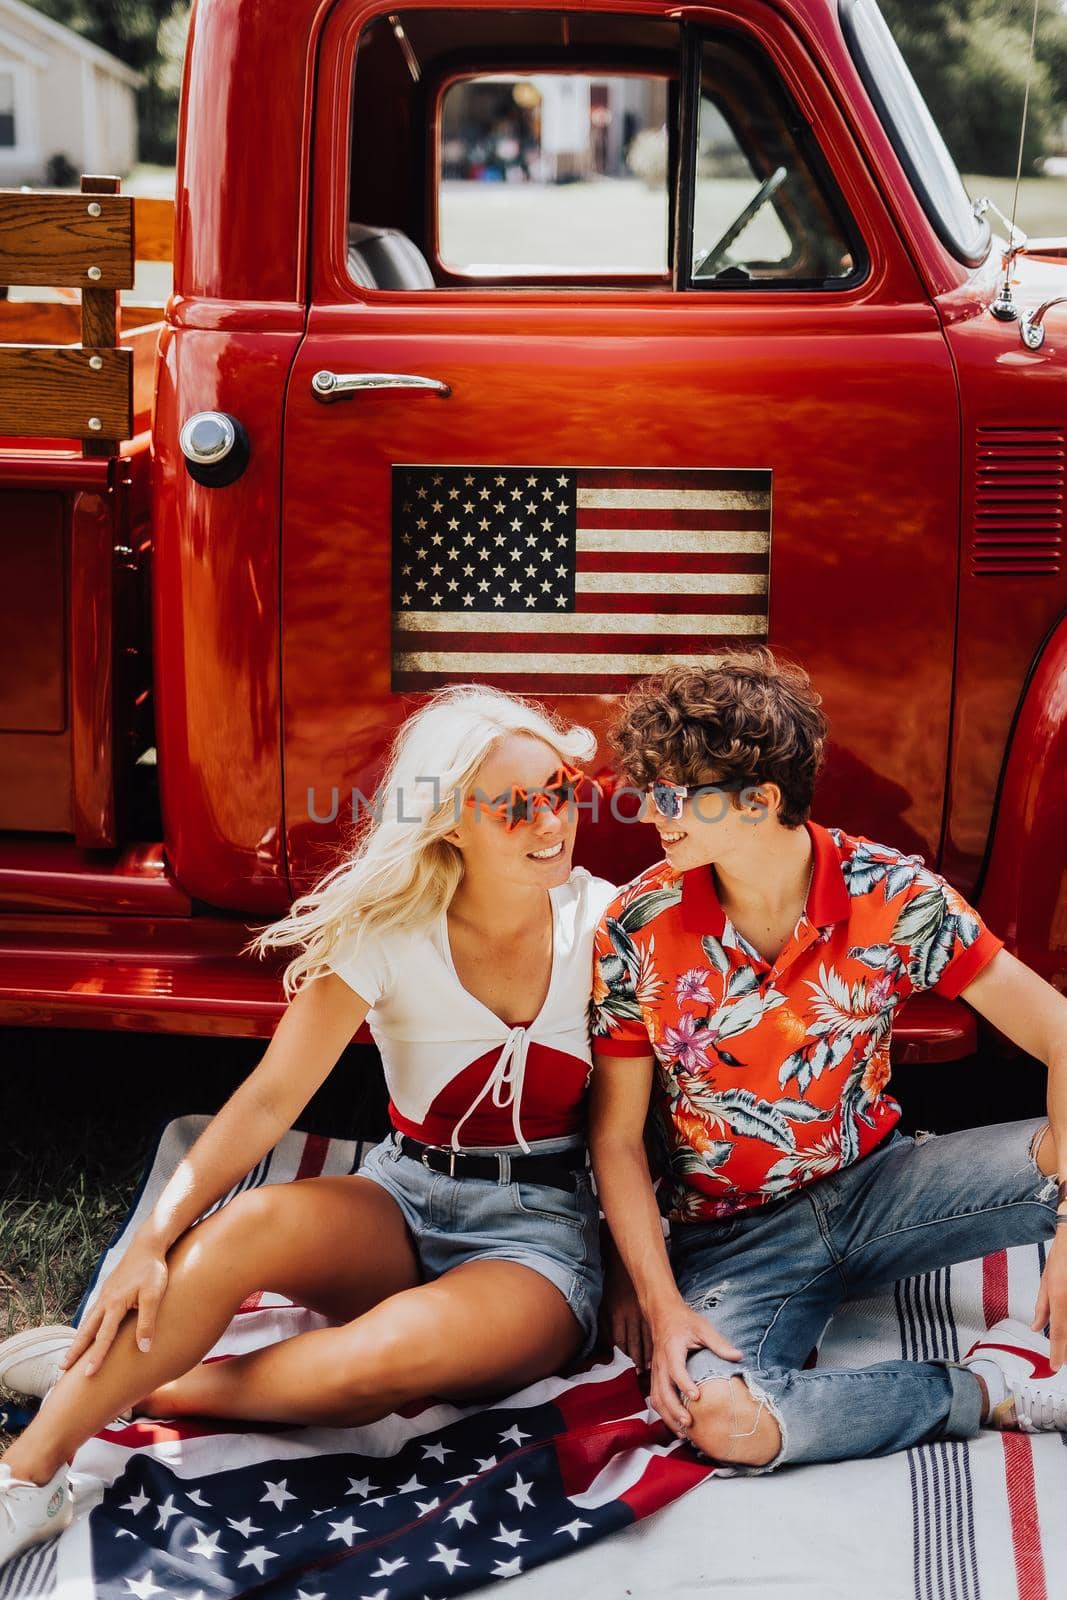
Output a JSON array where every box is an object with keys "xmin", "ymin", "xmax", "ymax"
[
  {"xmin": 27, "ymin": 0, "xmax": 190, "ymax": 163},
  {"xmin": 879, "ymin": 0, "xmax": 1067, "ymax": 174}
]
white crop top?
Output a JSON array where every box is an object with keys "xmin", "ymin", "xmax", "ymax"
[{"xmin": 326, "ymin": 866, "xmax": 617, "ymax": 1151}]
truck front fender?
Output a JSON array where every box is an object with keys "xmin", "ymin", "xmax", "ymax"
[{"xmin": 978, "ymin": 610, "xmax": 1067, "ymax": 994}]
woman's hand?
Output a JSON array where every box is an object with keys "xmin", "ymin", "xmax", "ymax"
[
  {"xmin": 1032, "ymin": 1229, "xmax": 1067, "ymax": 1370},
  {"xmin": 599, "ymin": 1245, "xmax": 652, "ymax": 1372},
  {"xmin": 59, "ymin": 1233, "xmax": 171, "ymax": 1376},
  {"xmin": 648, "ymin": 1298, "xmax": 743, "ymax": 1436}
]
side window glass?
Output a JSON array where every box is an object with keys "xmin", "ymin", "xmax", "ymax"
[
  {"xmin": 690, "ymin": 35, "xmax": 861, "ymax": 288},
  {"xmin": 438, "ymin": 73, "xmax": 670, "ymax": 279}
]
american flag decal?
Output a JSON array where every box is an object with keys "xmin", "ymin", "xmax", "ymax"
[{"xmin": 391, "ymin": 464, "xmax": 771, "ymax": 693}]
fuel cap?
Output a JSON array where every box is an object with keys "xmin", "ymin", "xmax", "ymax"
[{"xmin": 179, "ymin": 411, "xmax": 250, "ymax": 486}]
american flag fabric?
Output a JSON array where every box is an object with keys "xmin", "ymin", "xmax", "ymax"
[
  {"xmin": 0, "ymin": 1117, "xmax": 712, "ymax": 1600},
  {"xmin": 391, "ymin": 465, "xmax": 771, "ymax": 692},
  {"xmin": 6, "ymin": 1121, "xmax": 1066, "ymax": 1600}
]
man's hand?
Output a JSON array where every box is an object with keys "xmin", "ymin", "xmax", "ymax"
[
  {"xmin": 649, "ymin": 1299, "xmax": 744, "ymax": 1436},
  {"xmin": 599, "ymin": 1246, "xmax": 652, "ymax": 1372},
  {"xmin": 1032, "ymin": 1231, "xmax": 1067, "ymax": 1370}
]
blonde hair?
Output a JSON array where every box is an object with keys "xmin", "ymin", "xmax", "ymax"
[{"xmin": 243, "ymin": 685, "xmax": 596, "ymax": 1000}]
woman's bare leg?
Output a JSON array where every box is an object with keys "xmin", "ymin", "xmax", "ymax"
[
  {"xmin": 0, "ymin": 1174, "xmax": 420, "ymax": 1485},
  {"xmin": 129, "ymin": 1257, "xmax": 585, "ymax": 1427}
]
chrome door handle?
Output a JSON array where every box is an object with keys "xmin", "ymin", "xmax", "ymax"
[{"xmin": 311, "ymin": 370, "xmax": 451, "ymax": 401}]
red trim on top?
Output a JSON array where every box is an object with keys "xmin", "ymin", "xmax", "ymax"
[
  {"xmin": 679, "ymin": 819, "xmax": 850, "ymax": 936},
  {"xmin": 933, "ymin": 927, "xmax": 1004, "ymax": 999}
]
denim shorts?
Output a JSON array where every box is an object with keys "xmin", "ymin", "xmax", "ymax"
[{"xmin": 358, "ymin": 1129, "xmax": 603, "ymax": 1360}]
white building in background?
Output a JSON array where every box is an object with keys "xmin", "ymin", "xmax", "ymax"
[{"xmin": 0, "ymin": 0, "xmax": 143, "ymax": 185}]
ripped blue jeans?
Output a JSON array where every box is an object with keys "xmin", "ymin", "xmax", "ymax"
[{"xmin": 667, "ymin": 1116, "xmax": 1060, "ymax": 1475}]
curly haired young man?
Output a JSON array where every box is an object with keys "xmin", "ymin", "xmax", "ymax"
[{"xmin": 589, "ymin": 647, "xmax": 1067, "ymax": 1474}]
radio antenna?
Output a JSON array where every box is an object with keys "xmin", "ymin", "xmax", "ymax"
[{"xmin": 989, "ymin": 0, "xmax": 1041, "ymax": 318}]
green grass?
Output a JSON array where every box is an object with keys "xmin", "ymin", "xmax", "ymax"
[{"xmin": 0, "ymin": 1026, "xmax": 387, "ymax": 1449}]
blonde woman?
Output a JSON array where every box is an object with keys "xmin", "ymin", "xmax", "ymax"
[{"xmin": 0, "ymin": 686, "xmax": 618, "ymax": 1568}]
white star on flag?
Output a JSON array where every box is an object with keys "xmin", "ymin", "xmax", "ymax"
[
  {"xmin": 226, "ymin": 1514, "xmax": 263, "ymax": 1537},
  {"xmin": 556, "ymin": 1518, "xmax": 593, "ymax": 1541},
  {"xmin": 445, "ymin": 1499, "xmax": 478, "ymax": 1528},
  {"xmin": 370, "ymin": 1553, "xmax": 408, "ymax": 1575},
  {"xmin": 123, "ymin": 1572, "xmax": 163, "ymax": 1598},
  {"xmin": 187, "ymin": 1527, "xmax": 224, "ymax": 1559},
  {"xmin": 493, "ymin": 1524, "xmax": 529, "ymax": 1547},
  {"xmin": 260, "ymin": 1477, "xmax": 296, "ymax": 1510},
  {"xmin": 507, "ymin": 1472, "xmax": 535, "ymax": 1509},
  {"xmin": 185, "ymin": 1488, "xmax": 211, "ymax": 1507},
  {"xmin": 236, "ymin": 1545, "xmax": 277, "ymax": 1574},
  {"xmin": 326, "ymin": 1515, "xmax": 365, "ymax": 1546},
  {"xmin": 120, "ymin": 1488, "xmax": 150, "ymax": 1516},
  {"xmin": 493, "ymin": 1557, "xmax": 524, "ymax": 1577},
  {"xmin": 428, "ymin": 1541, "xmax": 469, "ymax": 1574},
  {"xmin": 500, "ymin": 1424, "xmax": 531, "ymax": 1446},
  {"xmin": 421, "ymin": 1440, "xmax": 453, "ymax": 1462},
  {"xmin": 153, "ymin": 1495, "xmax": 180, "ymax": 1531},
  {"xmin": 346, "ymin": 1475, "xmax": 379, "ymax": 1498}
]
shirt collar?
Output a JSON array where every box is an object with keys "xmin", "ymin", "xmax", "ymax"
[{"xmin": 679, "ymin": 819, "xmax": 851, "ymax": 936}]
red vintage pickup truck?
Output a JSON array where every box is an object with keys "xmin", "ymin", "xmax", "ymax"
[{"xmin": 1, "ymin": 0, "xmax": 1064, "ymax": 1062}]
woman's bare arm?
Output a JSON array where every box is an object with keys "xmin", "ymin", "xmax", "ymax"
[
  {"xmin": 137, "ymin": 972, "xmax": 370, "ymax": 1251},
  {"xmin": 61, "ymin": 971, "xmax": 372, "ymax": 1371}
]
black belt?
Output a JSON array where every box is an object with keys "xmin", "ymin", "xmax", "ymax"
[{"xmin": 396, "ymin": 1132, "xmax": 587, "ymax": 1191}]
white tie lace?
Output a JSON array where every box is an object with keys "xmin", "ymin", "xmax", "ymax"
[{"xmin": 449, "ymin": 1025, "xmax": 533, "ymax": 1153}]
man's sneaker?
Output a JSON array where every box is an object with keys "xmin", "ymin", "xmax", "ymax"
[
  {"xmin": 963, "ymin": 1317, "xmax": 1067, "ymax": 1432},
  {"xmin": 0, "ymin": 1460, "xmax": 74, "ymax": 1568},
  {"xmin": 0, "ymin": 1326, "xmax": 133, "ymax": 1424},
  {"xmin": 0, "ymin": 1327, "xmax": 76, "ymax": 1400}
]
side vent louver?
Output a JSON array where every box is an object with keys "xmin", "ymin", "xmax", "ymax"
[{"xmin": 971, "ymin": 426, "xmax": 1063, "ymax": 577}]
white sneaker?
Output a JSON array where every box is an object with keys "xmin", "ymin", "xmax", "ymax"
[
  {"xmin": 0, "ymin": 1460, "xmax": 74, "ymax": 1569},
  {"xmin": 0, "ymin": 1327, "xmax": 77, "ymax": 1400},
  {"xmin": 963, "ymin": 1317, "xmax": 1067, "ymax": 1432},
  {"xmin": 0, "ymin": 1325, "xmax": 135, "ymax": 1426}
]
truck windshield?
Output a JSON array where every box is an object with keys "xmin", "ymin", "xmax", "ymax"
[{"xmin": 840, "ymin": 0, "xmax": 990, "ymax": 267}]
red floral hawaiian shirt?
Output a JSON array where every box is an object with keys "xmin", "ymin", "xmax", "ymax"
[{"xmin": 591, "ymin": 820, "xmax": 1004, "ymax": 1223}]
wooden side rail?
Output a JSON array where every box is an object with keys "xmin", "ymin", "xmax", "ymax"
[{"xmin": 0, "ymin": 174, "xmax": 173, "ymax": 454}]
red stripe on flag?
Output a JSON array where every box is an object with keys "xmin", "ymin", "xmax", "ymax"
[
  {"xmin": 555, "ymin": 1367, "xmax": 646, "ymax": 1430},
  {"xmin": 576, "ymin": 507, "xmax": 769, "ymax": 532},
  {"xmin": 578, "ymin": 466, "xmax": 771, "ymax": 494},
  {"xmin": 619, "ymin": 1447, "xmax": 717, "ymax": 1516},
  {"xmin": 575, "ymin": 593, "xmax": 765, "ymax": 616},
  {"xmin": 577, "ymin": 550, "xmax": 768, "ymax": 574},
  {"xmin": 393, "ymin": 631, "xmax": 761, "ymax": 655},
  {"xmin": 555, "ymin": 1414, "xmax": 667, "ymax": 1496}
]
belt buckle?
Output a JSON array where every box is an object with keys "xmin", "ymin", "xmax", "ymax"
[{"xmin": 421, "ymin": 1143, "xmax": 456, "ymax": 1177}]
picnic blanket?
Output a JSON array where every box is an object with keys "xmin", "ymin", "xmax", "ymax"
[{"xmin": 2, "ymin": 1116, "xmax": 1065, "ymax": 1600}]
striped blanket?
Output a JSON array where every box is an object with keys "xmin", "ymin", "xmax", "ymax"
[{"xmin": 2, "ymin": 1117, "xmax": 1064, "ymax": 1600}]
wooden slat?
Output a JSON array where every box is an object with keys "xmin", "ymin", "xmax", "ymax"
[
  {"xmin": 0, "ymin": 300, "xmax": 164, "ymax": 344},
  {"xmin": 0, "ymin": 188, "xmax": 133, "ymax": 289},
  {"xmin": 133, "ymin": 196, "xmax": 174, "ymax": 263},
  {"xmin": 0, "ymin": 346, "xmax": 132, "ymax": 440}
]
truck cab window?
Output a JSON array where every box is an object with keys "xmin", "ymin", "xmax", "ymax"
[
  {"xmin": 438, "ymin": 73, "xmax": 670, "ymax": 278},
  {"xmin": 690, "ymin": 34, "xmax": 861, "ymax": 288},
  {"xmin": 345, "ymin": 9, "xmax": 863, "ymax": 292}
]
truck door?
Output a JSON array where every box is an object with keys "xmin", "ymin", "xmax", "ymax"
[{"xmin": 281, "ymin": 2, "xmax": 960, "ymax": 891}]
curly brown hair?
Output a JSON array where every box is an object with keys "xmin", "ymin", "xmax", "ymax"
[{"xmin": 608, "ymin": 648, "xmax": 828, "ymax": 828}]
